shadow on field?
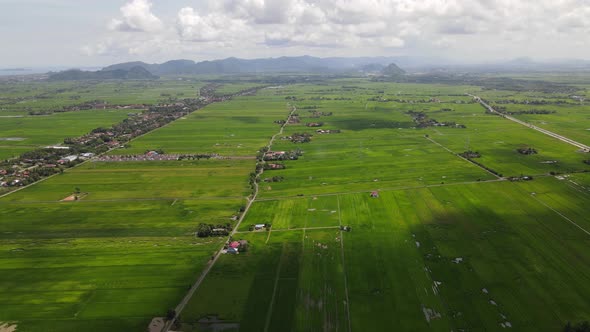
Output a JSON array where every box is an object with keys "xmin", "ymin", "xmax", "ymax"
[
  {"xmin": 399, "ymin": 204, "xmax": 590, "ymax": 330},
  {"xmin": 239, "ymin": 241, "xmax": 302, "ymax": 332}
]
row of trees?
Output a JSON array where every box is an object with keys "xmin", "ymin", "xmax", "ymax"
[{"xmin": 196, "ymin": 223, "xmax": 232, "ymax": 237}]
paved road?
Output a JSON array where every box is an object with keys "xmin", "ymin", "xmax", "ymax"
[
  {"xmin": 162, "ymin": 105, "xmax": 297, "ymax": 332},
  {"xmin": 469, "ymin": 94, "xmax": 590, "ymax": 151}
]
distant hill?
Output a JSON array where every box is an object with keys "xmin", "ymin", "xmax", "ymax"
[
  {"xmin": 101, "ymin": 56, "xmax": 432, "ymax": 76},
  {"xmin": 48, "ymin": 66, "xmax": 158, "ymax": 81},
  {"xmin": 360, "ymin": 63, "xmax": 385, "ymax": 73},
  {"xmin": 381, "ymin": 63, "xmax": 406, "ymax": 77}
]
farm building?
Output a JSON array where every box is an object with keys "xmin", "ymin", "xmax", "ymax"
[
  {"xmin": 226, "ymin": 247, "xmax": 238, "ymax": 254},
  {"xmin": 80, "ymin": 152, "xmax": 95, "ymax": 159},
  {"xmin": 254, "ymin": 224, "xmax": 266, "ymax": 230},
  {"xmin": 146, "ymin": 151, "xmax": 159, "ymax": 157},
  {"xmin": 57, "ymin": 155, "xmax": 78, "ymax": 164},
  {"xmin": 267, "ymin": 163, "xmax": 286, "ymax": 170},
  {"xmin": 264, "ymin": 151, "xmax": 286, "ymax": 160},
  {"xmin": 229, "ymin": 241, "xmax": 240, "ymax": 249}
]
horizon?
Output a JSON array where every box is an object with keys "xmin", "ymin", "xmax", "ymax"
[
  {"xmin": 1, "ymin": 0, "xmax": 589, "ymax": 67},
  {"xmin": 3, "ymin": 54, "xmax": 590, "ymax": 73}
]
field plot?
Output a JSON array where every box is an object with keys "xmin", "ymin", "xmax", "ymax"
[
  {"xmin": 2, "ymin": 159, "xmax": 253, "ymax": 202},
  {"xmin": 0, "ymin": 80, "xmax": 203, "ymax": 113},
  {"xmin": 180, "ymin": 80, "xmax": 590, "ymax": 332},
  {"xmin": 0, "ymin": 110, "xmax": 130, "ymax": 158},
  {"xmin": 239, "ymin": 196, "xmax": 340, "ymax": 231},
  {"xmin": 0, "ymin": 198, "xmax": 229, "ymax": 332},
  {"xmin": 181, "ymin": 228, "xmax": 349, "ymax": 332},
  {"xmin": 111, "ymin": 92, "xmax": 290, "ymax": 156},
  {"xmin": 259, "ymin": 86, "xmax": 495, "ymax": 199},
  {"xmin": 415, "ymin": 102, "xmax": 590, "ymax": 176},
  {"xmin": 340, "ymin": 181, "xmax": 590, "ymax": 331},
  {"xmin": 0, "ymin": 156, "xmax": 252, "ymax": 330},
  {"xmin": 473, "ymin": 87, "xmax": 590, "ymax": 146}
]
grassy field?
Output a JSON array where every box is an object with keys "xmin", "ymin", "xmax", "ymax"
[
  {"xmin": 111, "ymin": 91, "xmax": 290, "ymax": 156},
  {"xmin": 0, "ymin": 110, "xmax": 130, "ymax": 159},
  {"xmin": 178, "ymin": 80, "xmax": 590, "ymax": 331},
  {"xmin": 0, "ymin": 94, "xmax": 261, "ymax": 331},
  {"xmin": 0, "ymin": 159, "xmax": 251, "ymax": 331},
  {"xmin": 2, "ymin": 77, "xmax": 590, "ymax": 331}
]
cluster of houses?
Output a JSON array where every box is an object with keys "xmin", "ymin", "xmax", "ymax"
[
  {"xmin": 0, "ymin": 151, "xmax": 97, "ymax": 187},
  {"xmin": 264, "ymin": 151, "xmax": 287, "ymax": 160},
  {"xmin": 263, "ymin": 150, "xmax": 301, "ymax": 161},
  {"xmin": 97, "ymin": 151, "xmax": 180, "ymax": 162},
  {"xmin": 571, "ymin": 95, "xmax": 585, "ymax": 102},
  {"xmin": 224, "ymin": 240, "xmax": 249, "ymax": 254}
]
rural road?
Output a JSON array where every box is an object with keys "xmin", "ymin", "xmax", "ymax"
[
  {"xmin": 469, "ymin": 94, "xmax": 590, "ymax": 151},
  {"xmin": 162, "ymin": 104, "xmax": 297, "ymax": 332}
]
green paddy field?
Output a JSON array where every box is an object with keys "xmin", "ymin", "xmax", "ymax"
[{"xmin": 1, "ymin": 77, "xmax": 590, "ymax": 331}]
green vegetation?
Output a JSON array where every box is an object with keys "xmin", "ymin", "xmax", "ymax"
[{"xmin": 2, "ymin": 74, "xmax": 590, "ymax": 331}]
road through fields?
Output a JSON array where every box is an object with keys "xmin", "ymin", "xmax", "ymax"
[{"xmin": 162, "ymin": 104, "xmax": 298, "ymax": 332}]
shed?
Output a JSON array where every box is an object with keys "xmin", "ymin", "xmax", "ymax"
[
  {"xmin": 255, "ymin": 224, "xmax": 266, "ymax": 230},
  {"xmin": 370, "ymin": 191, "xmax": 379, "ymax": 198},
  {"xmin": 227, "ymin": 247, "xmax": 238, "ymax": 254}
]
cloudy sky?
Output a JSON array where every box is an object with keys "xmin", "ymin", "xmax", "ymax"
[{"xmin": 1, "ymin": 0, "xmax": 589, "ymax": 67}]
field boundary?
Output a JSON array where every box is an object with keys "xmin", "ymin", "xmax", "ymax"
[
  {"xmin": 254, "ymin": 178, "xmax": 506, "ymax": 202},
  {"xmin": 263, "ymin": 243, "xmax": 286, "ymax": 332},
  {"xmin": 529, "ymin": 193, "xmax": 590, "ymax": 236},
  {"xmin": 337, "ymin": 195, "xmax": 352, "ymax": 332}
]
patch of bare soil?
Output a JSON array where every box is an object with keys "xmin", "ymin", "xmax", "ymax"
[
  {"xmin": 0, "ymin": 322, "xmax": 17, "ymax": 332},
  {"xmin": 60, "ymin": 192, "xmax": 88, "ymax": 201},
  {"xmin": 148, "ymin": 317, "xmax": 164, "ymax": 332}
]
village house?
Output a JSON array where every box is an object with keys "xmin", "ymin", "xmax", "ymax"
[
  {"xmin": 58, "ymin": 155, "xmax": 78, "ymax": 164},
  {"xmin": 264, "ymin": 151, "xmax": 286, "ymax": 160},
  {"xmin": 267, "ymin": 163, "xmax": 286, "ymax": 170},
  {"xmin": 254, "ymin": 224, "xmax": 266, "ymax": 230},
  {"xmin": 146, "ymin": 151, "xmax": 159, "ymax": 157},
  {"xmin": 80, "ymin": 152, "xmax": 95, "ymax": 159}
]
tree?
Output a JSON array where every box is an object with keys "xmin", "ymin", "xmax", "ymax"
[
  {"xmin": 196, "ymin": 223, "xmax": 212, "ymax": 237},
  {"xmin": 166, "ymin": 309, "xmax": 176, "ymax": 321}
]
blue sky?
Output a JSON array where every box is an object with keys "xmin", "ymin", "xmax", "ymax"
[{"xmin": 1, "ymin": 0, "xmax": 589, "ymax": 67}]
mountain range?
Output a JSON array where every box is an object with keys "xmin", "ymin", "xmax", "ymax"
[
  {"xmin": 45, "ymin": 55, "xmax": 590, "ymax": 80},
  {"xmin": 100, "ymin": 56, "xmax": 425, "ymax": 76}
]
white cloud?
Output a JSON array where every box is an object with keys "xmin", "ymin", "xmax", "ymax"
[
  {"xmin": 109, "ymin": 0, "xmax": 163, "ymax": 32},
  {"xmin": 176, "ymin": 7, "xmax": 249, "ymax": 42},
  {"xmin": 85, "ymin": 0, "xmax": 590, "ymax": 62}
]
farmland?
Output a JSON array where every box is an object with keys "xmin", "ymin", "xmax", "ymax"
[{"xmin": 2, "ymin": 76, "xmax": 590, "ymax": 332}]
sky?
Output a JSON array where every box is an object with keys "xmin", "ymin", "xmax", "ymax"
[{"xmin": 1, "ymin": 0, "xmax": 590, "ymax": 67}]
